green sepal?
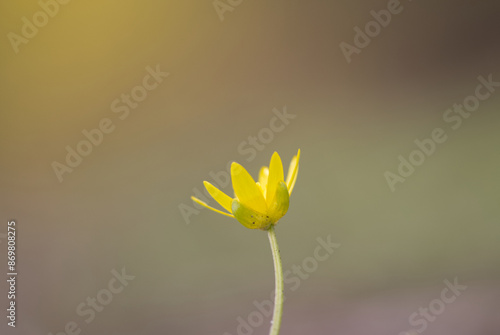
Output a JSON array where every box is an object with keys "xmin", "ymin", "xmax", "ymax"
[
  {"xmin": 231, "ymin": 199, "xmax": 273, "ymax": 230},
  {"xmin": 268, "ymin": 181, "xmax": 289, "ymax": 223}
]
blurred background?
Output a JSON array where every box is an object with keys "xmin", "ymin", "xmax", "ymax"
[{"xmin": 1, "ymin": 1, "xmax": 500, "ymax": 334}]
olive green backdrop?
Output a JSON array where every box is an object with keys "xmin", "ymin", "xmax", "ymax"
[{"xmin": 1, "ymin": 1, "xmax": 499, "ymax": 334}]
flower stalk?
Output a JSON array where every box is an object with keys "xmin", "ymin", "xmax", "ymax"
[{"xmin": 267, "ymin": 225, "xmax": 283, "ymax": 335}]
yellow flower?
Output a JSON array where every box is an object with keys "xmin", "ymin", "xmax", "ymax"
[{"xmin": 192, "ymin": 149, "xmax": 300, "ymax": 230}]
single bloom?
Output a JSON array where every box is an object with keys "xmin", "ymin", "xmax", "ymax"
[{"xmin": 192, "ymin": 149, "xmax": 300, "ymax": 230}]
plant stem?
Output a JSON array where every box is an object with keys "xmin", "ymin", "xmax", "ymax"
[{"xmin": 267, "ymin": 225, "xmax": 284, "ymax": 335}]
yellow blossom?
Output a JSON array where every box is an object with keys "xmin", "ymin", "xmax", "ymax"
[{"xmin": 191, "ymin": 149, "xmax": 300, "ymax": 230}]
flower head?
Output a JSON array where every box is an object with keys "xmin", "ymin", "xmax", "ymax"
[{"xmin": 192, "ymin": 149, "xmax": 300, "ymax": 230}]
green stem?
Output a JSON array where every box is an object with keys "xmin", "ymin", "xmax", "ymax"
[{"xmin": 267, "ymin": 225, "xmax": 284, "ymax": 335}]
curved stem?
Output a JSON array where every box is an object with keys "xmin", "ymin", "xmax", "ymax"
[{"xmin": 267, "ymin": 225, "xmax": 284, "ymax": 335}]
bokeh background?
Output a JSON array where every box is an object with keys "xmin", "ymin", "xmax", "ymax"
[{"xmin": 1, "ymin": 1, "xmax": 500, "ymax": 334}]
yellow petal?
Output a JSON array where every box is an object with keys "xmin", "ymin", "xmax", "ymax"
[
  {"xmin": 258, "ymin": 166, "xmax": 269, "ymax": 196},
  {"xmin": 286, "ymin": 149, "xmax": 300, "ymax": 195},
  {"xmin": 268, "ymin": 181, "xmax": 290, "ymax": 222},
  {"xmin": 288, "ymin": 166, "xmax": 299, "ymax": 194},
  {"xmin": 231, "ymin": 162, "xmax": 268, "ymax": 213},
  {"xmin": 285, "ymin": 156, "xmax": 297, "ymax": 186},
  {"xmin": 256, "ymin": 182, "xmax": 265, "ymax": 195},
  {"xmin": 231, "ymin": 199, "xmax": 273, "ymax": 230},
  {"xmin": 203, "ymin": 181, "xmax": 233, "ymax": 213},
  {"xmin": 191, "ymin": 196, "xmax": 234, "ymax": 218},
  {"xmin": 266, "ymin": 152, "xmax": 284, "ymax": 206}
]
